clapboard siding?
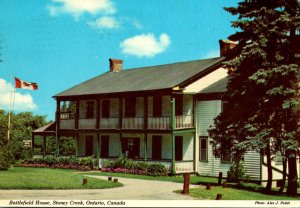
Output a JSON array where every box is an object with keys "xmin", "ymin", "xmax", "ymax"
[
  {"xmin": 197, "ymin": 100, "xmax": 231, "ymax": 176},
  {"xmin": 196, "ymin": 100, "xmax": 262, "ymax": 179},
  {"xmin": 244, "ymin": 151, "xmax": 261, "ymax": 180}
]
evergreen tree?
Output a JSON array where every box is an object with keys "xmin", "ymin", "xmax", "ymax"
[{"xmin": 209, "ymin": 0, "xmax": 300, "ymax": 195}]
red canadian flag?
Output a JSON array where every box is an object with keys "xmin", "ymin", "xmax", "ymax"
[{"xmin": 15, "ymin": 77, "xmax": 38, "ymax": 90}]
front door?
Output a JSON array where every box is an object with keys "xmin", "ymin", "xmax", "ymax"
[
  {"xmin": 121, "ymin": 138, "xmax": 140, "ymax": 159},
  {"xmin": 85, "ymin": 136, "xmax": 93, "ymax": 156}
]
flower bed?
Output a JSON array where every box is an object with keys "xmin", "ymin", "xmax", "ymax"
[
  {"xmin": 15, "ymin": 156, "xmax": 96, "ymax": 171},
  {"xmin": 101, "ymin": 157, "xmax": 168, "ymax": 176}
]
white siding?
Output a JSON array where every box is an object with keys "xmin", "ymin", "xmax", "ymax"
[
  {"xmin": 244, "ymin": 151, "xmax": 261, "ymax": 181},
  {"xmin": 184, "ymin": 67, "xmax": 227, "ymax": 93},
  {"xmin": 197, "ymin": 100, "xmax": 222, "ymax": 136},
  {"xmin": 162, "ymin": 96, "xmax": 171, "ymax": 116},
  {"xmin": 183, "ymin": 133, "xmax": 194, "ymax": 160},
  {"xmin": 108, "ymin": 134, "xmax": 121, "ymax": 157},
  {"xmin": 136, "ymin": 97, "xmax": 144, "ymax": 117}
]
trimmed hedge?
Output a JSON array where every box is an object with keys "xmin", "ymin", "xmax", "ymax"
[
  {"xmin": 16, "ymin": 156, "xmax": 96, "ymax": 171},
  {"xmin": 101, "ymin": 157, "xmax": 168, "ymax": 176},
  {"xmin": 0, "ymin": 145, "xmax": 11, "ymax": 171}
]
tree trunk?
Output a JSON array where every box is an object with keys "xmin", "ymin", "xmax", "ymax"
[
  {"xmin": 287, "ymin": 156, "xmax": 298, "ymax": 196},
  {"xmin": 278, "ymin": 157, "xmax": 287, "ymax": 194},
  {"xmin": 265, "ymin": 144, "xmax": 273, "ymax": 191}
]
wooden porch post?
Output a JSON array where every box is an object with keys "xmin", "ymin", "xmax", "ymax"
[
  {"xmin": 75, "ymin": 99, "xmax": 79, "ymax": 129},
  {"xmin": 43, "ymin": 136, "xmax": 46, "ymax": 157},
  {"xmin": 96, "ymin": 99, "xmax": 100, "ymax": 129},
  {"xmin": 32, "ymin": 134, "xmax": 35, "ymax": 158},
  {"xmin": 119, "ymin": 96, "xmax": 123, "ymax": 157},
  {"xmin": 96, "ymin": 133, "xmax": 100, "ymax": 167},
  {"xmin": 171, "ymin": 96, "xmax": 176, "ymax": 174},
  {"xmin": 144, "ymin": 96, "xmax": 148, "ymax": 161},
  {"xmin": 193, "ymin": 96, "xmax": 197, "ymax": 173}
]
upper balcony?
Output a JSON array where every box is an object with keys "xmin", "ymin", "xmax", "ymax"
[{"xmin": 58, "ymin": 95, "xmax": 195, "ymax": 131}]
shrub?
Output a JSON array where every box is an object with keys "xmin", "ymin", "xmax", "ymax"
[
  {"xmin": 227, "ymin": 161, "xmax": 246, "ymax": 182},
  {"xmin": 79, "ymin": 157, "xmax": 95, "ymax": 169},
  {"xmin": 147, "ymin": 164, "xmax": 168, "ymax": 176},
  {"xmin": 0, "ymin": 145, "xmax": 12, "ymax": 170}
]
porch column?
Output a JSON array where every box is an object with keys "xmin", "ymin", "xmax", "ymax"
[
  {"xmin": 56, "ymin": 100, "xmax": 61, "ymax": 130},
  {"xmin": 32, "ymin": 134, "xmax": 35, "ymax": 158},
  {"xmin": 96, "ymin": 99, "xmax": 100, "ymax": 129},
  {"xmin": 171, "ymin": 96, "xmax": 176, "ymax": 174},
  {"xmin": 144, "ymin": 96, "xmax": 148, "ymax": 161},
  {"xmin": 193, "ymin": 97, "xmax": 197, "ymax": 173},
  {"xmin": 75, "ymin": 99, "xmax": 79, "ymax": 129},
  {"xmin": 96, "ymin": 133, "xmax": 100, "ymax": 167},
  {"xmin": 119, "ymin": 133, "xmax": 123, "ymax": 157},
  {"xmin": 43, "ymin": 136, "xmax": 46, "ymax": 157}
]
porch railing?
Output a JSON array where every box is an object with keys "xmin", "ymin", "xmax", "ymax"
[
  {"xmin": 147, "ymin": 116, "xmax": 171, "ymax": 129},
  {"xmin": 79, "ymin": 118, "xmax": 96, "ymax": 129},
  {"xmin": 60, "ymin": 112, "xmax": 75, "ymax": 120},
  {"xmin": 122, "ymin": 117, "xmax": 144, "ymax": 129},
  {"xmin": 60, "ymin": 119, "xmax": 75, "ymax": 129},
  {"xmin": 175, "ymin": 115, "xmax": 194, "ymax": 129},
  {"xmin": 100, "ymin": 117, "xmax": 119, "ymax": 129}
]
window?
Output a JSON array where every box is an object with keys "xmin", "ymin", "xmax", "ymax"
[
  {"xmin": 152, "ymin": 135, "xmax": 162, "ymax": 160},
  {"xmin": 85, "ymin": 136, "xmax": 93, "ymax": 156},
  {"xmin": 101, "ymin": 100, "xmax": 110, "ymax": 118},
  {"xmin": 175, "ymin": 95, "xmax": 183, "ymax": 116},
  {"xmin": 175, "ymin": 136, "xmax": 183, "ymax": 161},
  {"xmin": 121, "ymin": 138, "xmax": 140, "ymax": 159},
  {"xmin": 199, "ymin": 137, "xmax": 208, "ymax": 161},
  {"xmin": 125, "ymin": 97, "xmax": 136, "ymax": 117},
  {"xmin": 153, "ymin": 96, "xmax": 162, "ymax": 117},
  {"xmin": 86, "ymin": 101, "xmax": 94, "ymax": 119},
  {"xmin": 221, "ymin": 149, "xmax": 231, "ymax": 163},
  {"xmin": 101, "ymin": 135, "xmax": 109, "ymax": 158}
]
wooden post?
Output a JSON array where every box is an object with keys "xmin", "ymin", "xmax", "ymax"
[
  {"xmin": 218, "ymin": 172, "xmax": 223, "ymax": 186},
  {"xmin": 32, "ymin": 134, "xmax": 35, "ymax": 158},
  {"xmin": 96, "ymin": 99, "xmax": 100, "ymax": 129},
  {"xmin": 182, "ymin": 173, "xmax": 190, "ymax": 194},
  {"xmin": 82, "ymin": 178, "xmax": 88, "ymax": 185},
  {"xmin": 75, "ymin": 100, "xmax": 79, "ymax": 129},
  {"xmin": 43, "ymin": 136, "xmax": 46, "ymax": 157},
  {"xmin": 56, "ymin": 136, "xmax": 60, "ymax": 157},
  {"xmin": 216, "ymin": 194, "xmax": 222, "ymax": 200},
  {"xmin": 113, "ymin": 178, "xmax": 118, "ymax": 183},
  {"xmin": 206, "ymin": 183, "xmax": 211, "ymax": 190},
  {"xmin": 96, "ymin": 133, "xmax": 100, "ymax": 167},
  {"xmin": 144, "ymin": 96, "xmax": 148, "ymax": 162},
  {"xmin": 108, "ymin": 176, "xmax": 112, "ymax": 181},
  {"xmin": 171, "ymin": 96, "xmax": 176, "ymax": 174}
]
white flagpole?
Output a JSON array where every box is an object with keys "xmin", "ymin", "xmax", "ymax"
[{"xmin": 7, "ymin": 74, "xmax": 14, "ymax": 142}]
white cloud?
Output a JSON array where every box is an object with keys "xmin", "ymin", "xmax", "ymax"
[
  {"xmin": 48, "ymin": 0, "xmax": 116, "ymax": 19},
  {"xmin": 0, "ymin": 79, "xmax": 37, "ymax": 111},
  {"xmin": 88, "ymin": 16, "xmax": 120, "ymax": 29},
  {"xmin": 120, "ymin": 33, "xmax": 171, "ymax": 58}
]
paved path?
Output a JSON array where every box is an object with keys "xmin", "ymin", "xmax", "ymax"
[{"xmin": 0, "ymin": 175, "xmax": 197, "ymax": 200}]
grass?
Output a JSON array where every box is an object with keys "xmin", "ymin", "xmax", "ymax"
[
  {"xmin": 176, "ymin": 185, "xmax": 300, "ymax": 200},
  {"xmin": 84, "ymin": 171, "xmax": 218, "ymax": 184},
  {"xmin": 0, "ymin": 167, "xmax": 122, "ymax": 189}
]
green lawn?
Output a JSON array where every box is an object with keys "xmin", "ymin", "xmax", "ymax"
[
  {"xmin": 178, "ymin": 185, "xmax": 300, "ymax": 200},
  {"xmin": 0, "ymin": 167, "xmax": 122, "ymax": 189}
]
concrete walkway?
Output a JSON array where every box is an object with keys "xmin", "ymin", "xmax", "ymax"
[{"xmin": 0, "ymin": 175, "xmax": 197, "ymax": 200}]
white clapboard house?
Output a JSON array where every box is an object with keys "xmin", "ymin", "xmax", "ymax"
[{"xmin": 32, "ymin": 40, "xmax": 291, "ymax": 185}]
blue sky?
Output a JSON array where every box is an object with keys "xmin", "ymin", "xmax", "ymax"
[{"xmin": 0, "ymin": 0, "xmax": 238, "ymax": 121}]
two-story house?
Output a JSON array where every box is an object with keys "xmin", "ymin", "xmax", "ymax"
[{"xmin": 32, "ymin": 40, "xmax": 293, "ymax": 184}]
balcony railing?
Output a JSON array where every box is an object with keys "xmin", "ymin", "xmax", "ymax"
[
  {"xmin": 79, "ymin": 116, "xmax": 96, "ymax": 129},
  {"xmin": 122, "ymin": 117, "xmax": 144, "ymax": 129},
  {"xmin": 148, "ymin": 117, "xmax": 171, "ymax": 129},
  {"xmin": 100, "ymin": 117, "xmax": 119, "ymax": 129},
  {"xmin": 175, "ymin": 115, "xmax": 194, "ymax": 129},
  {"xmin": 60, "ymin": 112, "xmax": 75, "ymax": 120}
]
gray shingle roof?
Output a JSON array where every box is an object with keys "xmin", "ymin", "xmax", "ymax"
[
  {"xmin": 54, "ymin": 57, "xmax": 225, "ymax": 97},
  {"xmin": 199, "ymin": 77, "xmax": 228, "ymax": 94}
]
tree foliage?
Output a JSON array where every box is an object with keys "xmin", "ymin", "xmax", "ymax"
[{"xmin": 209, "ymin": 0, "xmax": 300, "ymax": 195}]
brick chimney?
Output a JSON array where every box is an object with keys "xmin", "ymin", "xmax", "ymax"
[
  {"xmin": 109, "ymin": 58, "xmax": 123, "ymax": 72},
  {"xmin": 219, "ymin": 40, "xmax": 238, "ymax": 56}
]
